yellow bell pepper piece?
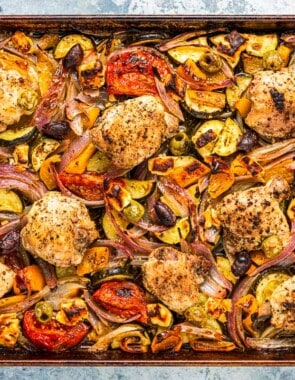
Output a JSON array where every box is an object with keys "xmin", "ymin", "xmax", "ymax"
[
  {"xmin": 83, "ymin": 106, "xmax": 100, "ymax": 129},
  {"xmin": 65, "ymin": 142, "xmax": 97, "ymax": 174},
  {"xmin": 13, "ymin": 265, "xmax": 46, "ymax": 294},
  {"xmin": 234, "ymin": 97, "xmax": 252, "ymax": 118},
  {"xmin": 39, "ymin": 154, "xmax": 61, "ymax": 190},
  {"xmin": 76, "ymin": 247, "xmax": 110, "ymax": 276}
]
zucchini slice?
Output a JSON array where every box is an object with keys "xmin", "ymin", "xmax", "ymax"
[
  {"xmin": 168, "ymin": 46, "xmax": 211, "ymax": 64},
  {"xmin": 154, "ymin": 217, "xmax": 190, "ymax": 244},
  {"xmin": 225, "ymin": 73, "xmax": 252, "ymax": 110},
  {"xmin": 0, "ymin": 189, "xmax": 23, "ymax": 214},
  {"xmin": 30, "ymin": 137, "xmax": 60, "ymax": 171},
  {"xmin": 0, "ymin": 126, "xmax": 37, "ymax": 147},
  {"xmin": 243, "ymin": 33, "xmax": 279, "ymax": 57},
  {"xmin": 183, "ymin": 88, "xmax": 226, "ymax": 119},
  {"xmin": 90, "ymin": 259, "xmax": 134, "ymax": 286},
  {"xmin": 54, "ymin": 34, "xmax": 94, "ymax": 59},
  {"xmin": 255, "ymin": 271, "xmax": 290, "ymax": 306}
]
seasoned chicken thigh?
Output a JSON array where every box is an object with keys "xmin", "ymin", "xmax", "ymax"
[
  {"xmin": 142, "ymin": 246, "xmax": 211, "ymax": 314},
  {"xmin": 216, "ymin": 177, "xmax": 291, "ymax": 255},
  {"xmin": 0, "ymin": 51, "xmax": 39, "ymax": 132},
  {"xmin": 21, "ymin": 192, "xmax": 98, "ymax": 267},
  {"xmin": 0, "ymin": 262, "xmax": 15, "ymax": 298},
  {"xmin": 90, "ymin": 95, "xmax": 179, "ymax": 170},
  {"xmin": 245, "ymin": 67, "xmax": 295, "ymax": 140},
  {"xmin": 270, "ymin": 276, "xmax": 295, "ymax": 331}
]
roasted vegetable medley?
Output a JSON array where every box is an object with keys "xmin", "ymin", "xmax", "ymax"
[{"xmin": 1, "ymin": 27, "xmax": 295, "ymax": 354}]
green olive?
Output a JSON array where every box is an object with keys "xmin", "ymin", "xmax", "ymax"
[
  {"xmin": 169, "ymin": 132, "xmax": 190, "ymax": 156},
  {"xmin": 122, "ymin": 199, "xmax": 145, "ymax": 223},
  {"xmin": 263, "ymin": 50, "xmax": 283, "ymax": 71},
  {"xmin": 198, "ymin": 52, "xmax": 222, "ymax": 73},
  {"xmin": 34, "ymin": 301, "xmax": 53, "ymax": 323},
  {"xmin": 55, "ymin": 266, "xmax": 77, "ymax": 278}
]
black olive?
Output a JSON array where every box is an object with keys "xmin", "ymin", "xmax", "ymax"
[
  {"xmin": 252, "ymin": 314, "xmax": 271, "ymax": 332},
  {"xmin": 237, "ymin": 130, "xmax": 258, "ymax": 153},
  {"xmin": 153, "ymin": 201, "xmax": 176, "ymax": 227},
  {"xmin": 63, "ymin": 43, "xmax": 84, "ymax": 70},
  {"xmin": 42, "ymin": 121, "xmax": 70, "ymax": 139},
  {"xmin": 0, "ymin": 230, "xmax": 20, "ymax": 253},
  {"xmin": 231, "ymin": 250, "xmax": 252, "ymax": 276}
]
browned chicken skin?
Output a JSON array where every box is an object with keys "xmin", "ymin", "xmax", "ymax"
[
  {"xmin": 142, "ymin": 246, "xmax": 211, "ymax": 314},
  {"xmin": 245, "ymin": 67, "xmax": 295, "ymax": 140},
  {"xmin": 216, "ymin": 177, "xmax": 291, "ymax": 255},
  {"xmin": 90, "ymin": 95, "xmax": 179, "ymax": 170},
  {"xmin": 270, "ymin": 276, "xmax": 295, "ymax": 331},
  {"xmin": 21, "ymin": 192, "xmax": 99, "ymax": 267}
]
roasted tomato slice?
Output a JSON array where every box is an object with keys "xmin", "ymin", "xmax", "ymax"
[
  {"xmin": 106, "ymin": 46, "xmax": 172, "ymax": 96},
  {"xmin": 93, "ymin": 280, "xmax": 148, "ymax": 324},
  {"xmin": 58, "ymin": 172, "xmax": 104, "ymax": 201},
  {"xmin": 23, "ymin": 309, "xmax": 90, "ymax": 352}
]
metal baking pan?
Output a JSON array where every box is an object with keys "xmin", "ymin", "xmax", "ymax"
[{"xmin": 0, "ymin": 15, "xmax": 295, "ymax": 366}]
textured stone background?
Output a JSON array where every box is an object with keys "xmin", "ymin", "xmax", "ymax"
[
  {"xmin": 0, "ymin": 0, "xmax": 295, "ymax": 378},
  {"xmin": 0, "ymin": 0, "xmax": 294, "ymax": 14}
]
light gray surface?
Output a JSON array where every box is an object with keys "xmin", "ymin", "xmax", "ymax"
[
  {"xmin": 0, "ymin": 0, "xmax": 294, "ymax": 15},
  {"xmin": 0, "ymin": 0, "xmax": 295, "ymax": 379}
]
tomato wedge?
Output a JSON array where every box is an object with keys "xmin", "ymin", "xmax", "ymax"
[
  {"xmin": 93, "ymin": 280, "xmax": 148, "ymax": 324},
  {"xmin": 106, "ymin": 46, "xmax": 172, "ymax": 96},
  {"xmin": 58, "ymin": 172, "xmax": 104, "ymax": 201},
  {"xmin": 23, "ymin": 309, "xmax": 90, "ymax": 352}
]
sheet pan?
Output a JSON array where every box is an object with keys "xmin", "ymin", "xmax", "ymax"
[{"xmin": 0, "ymin": 15, "xmax": 294, "ymax": 366}]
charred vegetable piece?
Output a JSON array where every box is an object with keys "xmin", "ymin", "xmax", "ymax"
[
  {"xmin": 213, "ymin": 118, "xmax": 242, "ymax": 157},
  {"xmin": 111, "ymin": 328, "xmax": 151, "ymax": 353},
  {"xmin": 184, "ymin": 88, "xmax": 226, "ymax": 118},
  {"xmin": 58, "ymin": 172, "xmax": 104, "ymax": 201},
  {"xmin": 192, "ymin": 119, "xmax": 224, "ymax": 158},
  {"xmin": 93, "ymin": 280, "xmax": 148, "ymax": 324},
  {"xmin": 151, "ymin": 328, "xmax": 182, "ymax": 353},
  {"xmin": 210, "ymin": 31, "xmax": 247, "ymax": 68},
  {"xmin": 0, "ymin": 313, "xmax": 20, "ymax": 348},
  {"xmin": 148, "ymin": 155, "xmax": 210, "ymax": 187},
  {"xmin": 23, "ymin": 309, "xmax": 90, "ymax": 352},
  {"xmin": 106, "ymin": 46, "xmax": 172, "ymax": 96},
  {"xmin": 147, "ymin": 303, "xmax": 173, "ymax": 328}
]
